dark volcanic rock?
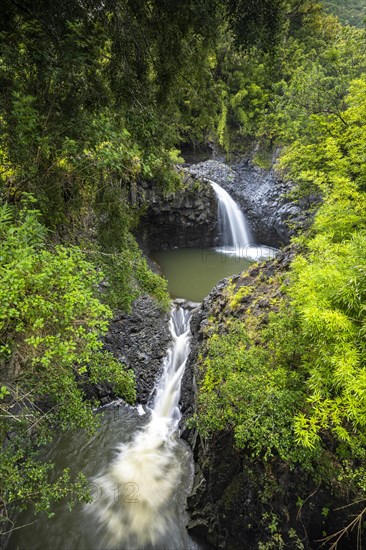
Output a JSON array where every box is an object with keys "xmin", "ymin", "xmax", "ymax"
[
  {"xmin": 136, "ymin": 174, "xmax": 218, "ymax": 251},
  {"xmin": 187, "ymin": 430, "xmax": 359, "ymax": 550},
  {"xmin": 188, "ymin": 159, "xmax": 310, "ymax": 247},
  {"xmin": 103, "ymin": 296, "xmax": 198, "ymax": 415},
  {"xmin": 104, "ymin": 295, "xmax": 171, "ymax": 404},
  {"xmin": 178, "ymin": 300, "xmax": 201, "ymax": 422}
]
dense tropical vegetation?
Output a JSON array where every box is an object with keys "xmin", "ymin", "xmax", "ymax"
[
  {"xmin": 1, "ymin": 0, "xmax": 366, "ymax": 545},
  {"xmin": 197, "ymin": 74, "xmax": 366, "ymax": 465},
  {"xmin": 324, "ymin": 0, "xmax": 366, "ymax": 27},
  {"xmin": 192, "ymin": 3, "xmax": 366, "ymax": 546}
]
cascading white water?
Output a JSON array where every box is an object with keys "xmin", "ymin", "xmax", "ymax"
[
  {"xmin": 88, "ymin": 305, "xmax": 192, "ymax": 549},
  {"xmin": 210, "ymin": 180, "xmax": 278, "ymax": 260},
  {"xmin": 153, "ymin": 306, "xmax": 191, "ymax": 425},
  {"xmin": 210, "ymin": 180, "xmax": 252, "ymax": 248}
]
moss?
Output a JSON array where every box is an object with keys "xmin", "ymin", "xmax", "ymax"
[
  {"xmin": 229, "ymin": 285, "xmax": 254, "ymax": 309},
  {"xmin": 253, "ymin": 150, "xmax": 273, "ymax": 170}
]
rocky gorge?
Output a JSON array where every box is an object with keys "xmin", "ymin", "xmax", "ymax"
[
  {"xmin": 136, "ymin": 170, "xmax": 218, "ymax": 252},
  {"xmin": 101, "ymin": 155, "xmax": 362, "ymax": 550},
  {"xmin": 136, "ymin": 153, "xmax": 312, "ymax": 252},
  {"xmin": 187, "ymin": 158, "xmax": 310, "ymax": 247},
  {"xmin": 103, "ymin": 295, "xmax": 199, "ymax": 417},
  {"xmin": 115, "ymin": 154, "xmax": 302, "ymax": 402},
  {"xmin": 3, "ymin": 3, "xmax": 365, "ymax": 547},
  {"xmin": 103, "ymin": 243, "xmax": 360, "ymax": 549}
]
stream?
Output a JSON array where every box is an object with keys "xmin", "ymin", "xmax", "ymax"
[
  {"xmin": 9, "ymin": 307, "xmax": 199, "ymax": 550},
  {"xmin": 8, "ymin": 403, "xmax": 197, "ymax": 550},
  {"xmin": 8, "ymin": 179, "xmax": 277, "ymax": 550}
]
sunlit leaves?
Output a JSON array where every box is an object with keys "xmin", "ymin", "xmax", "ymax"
[
  {"xmin": 0, "ymin": 201, "xmax": 139, "ymax": 522},
  {"xmin": 278, "ymin": 76, "xmax": 366, "ymax": 453}
]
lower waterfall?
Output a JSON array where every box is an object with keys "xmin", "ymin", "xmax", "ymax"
[{"xmin": 87, "ymin": 305, "xmax": 193, "ymax": 549}]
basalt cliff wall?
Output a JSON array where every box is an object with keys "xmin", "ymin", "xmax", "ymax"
[
  {"xmin": 136, "ymin": 173, "xmax": 218, "ymax": 252},
  {"xmin": 188, "ymin": 158, "xmax": 314, "ymax": 247}
]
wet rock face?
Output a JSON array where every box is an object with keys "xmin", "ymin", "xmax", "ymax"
[
  {"xmin": 188, "ymin": 159, "xmax": 310, "ymax": 247},
  {"xmin": 104, "ymin": 296, "xmax": 171, "ymax": 404},
  {"xmin": 136, "ymin": 155, "xmax": 313, "ymax": 252},
  {"xmin": 187, "ymin": 431, "xmax": 358, "ymax": 550},
  {"xmin": 174, "ymin": 299, "xmax": 201, "ymax": 420},
  {"xmin": 137, "ymin": 175, "xmax": 218, "ymax": 251}
]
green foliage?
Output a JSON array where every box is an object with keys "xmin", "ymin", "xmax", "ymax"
[
  {"xmin": 207, "ymin": 2, "xmax": 366, "ymax": 155},
  {"xmin": 2, "ymin": 0, "xmax": 366, "ymax": 537},
  {"xmin": 258, "ymin": 520, "xmax": 305, "ymax": 550},
  {"xmin": 0, "ymin": 385, "xmax": 10, "ymax": 403},
  {"xmin": 324, "ymin": 0, "xmax": 366, "ymax": 27},
  {"xmin": 208, "ymin": 29, "xmax": 275, "ymax": 149},
  {"xmin": 276, "ymin": 78, "xmax": 366, "ymax": 456},
  {"xmin": 205, "ymin": 75, "xmax": 365, "ymax": 519},
  {"xmin": 134, "ymin": 255, "xmax": 171, "ymax": 311},
  {"xmin": 0, "ymin": 202, "xmax": 136, "ymax": 524},
  {"xmin": 195, "ymin": 309, "xmax": 308, "ymax": 462},
  {"xmin": 269, "ymin": 23, "xmax": 366, "ymax": 145},
  {"xmin": 0, "ymin": 0, "xmax": 213, "ymax": 224},
  {"xmin": 90, "ymin": 179, "xmax": 170, "ymax": 312},
  {"xmin": 217, "ymin": 96, "xmax": 230, "ymax": 151},
  {"xmin": 195, "ymin": 75, "xmax": 366, "ymax": 499},
  {"xmin": 225, "ymin": 0, "xmax": 283, "ymax": 49},
  {"xmin": 228, "ymin": 285, "xmax": 254, "ymax": 309},
  {"xmin": 0, "ymin": 0, "xmax": 211, "ymax": 317},
  {"xmin": 90, "ymin": 242, "xmax": 170, "ymax": 313},
  {"xmin": 0, "ymin": 435, "xmax": 91, "ymax": 520},
  {"xmin": 0, "ymin": 203, "xmax": 135, "ymax": 416}
]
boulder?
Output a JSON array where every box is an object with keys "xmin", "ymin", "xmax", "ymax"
[{"xmin": 104, "ymin": 295, "xmax": 171, "ymax": 404}]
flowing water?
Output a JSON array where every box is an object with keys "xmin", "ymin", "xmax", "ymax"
[
  {"xmin": 88, "ymin": 306, "xmax": 193, "ymax": 549},
  {"xmin": 8, "ymin": 177, "xmax": 278, "ymax": 550},
  {"xmin": 210, "ymin": 180, "xmax": 253, "ymax": 247},
  {"xmin": 152, "ymin": 181, "xmax": 277, "ymax": 303},
  {"xmin": 209, "ymin": 180, "xmax": 278, "ymax": 260},
  {"xmin": 8, "ymin": 306, "xmax": 199, "ymax": 550}
]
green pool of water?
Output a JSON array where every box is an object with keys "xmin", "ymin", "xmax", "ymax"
[{"xmin": 151, "ymin": 248, "xmax": 252, "ymax": 302}]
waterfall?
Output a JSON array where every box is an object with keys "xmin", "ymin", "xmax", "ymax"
[
  {"xmin": 153, "ymin": 306, "xmax": 191, "ymax": 425},
  {"xmin": 210, "ymin": 180, "xmax": 252, "ymax": 249},
  {"xmin": 210, "ymin": 180, "xmax": 278, "ymax": 260},
  {"xmin": 87, "ymin": 305, "xmax": 192, "ymax": 549}
]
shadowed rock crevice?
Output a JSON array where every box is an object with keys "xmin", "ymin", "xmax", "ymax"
[
  {"xmin": 104, "ymin": 296, "xmax": 171, "ymax": 404},
  {"xmin": 136, "ymin": 175, "xmax": 218, "ymax": 251}
]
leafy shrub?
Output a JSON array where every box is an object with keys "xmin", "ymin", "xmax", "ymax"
[
  {"xmin": 195, "ymin": 311, "xmax": 308, "ymax": 462},
  {"xmin": 0, "ymin": 201, "xmax": 136, "ymax": 523}
]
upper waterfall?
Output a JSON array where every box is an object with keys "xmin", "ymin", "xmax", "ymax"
[
  {"xmin": 210, "ymin": 179, "xmax": 278, "ymax": 260},
  {"xmin": 210, "ymin": 180, "xmax": 253, "ymax": 248}
]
